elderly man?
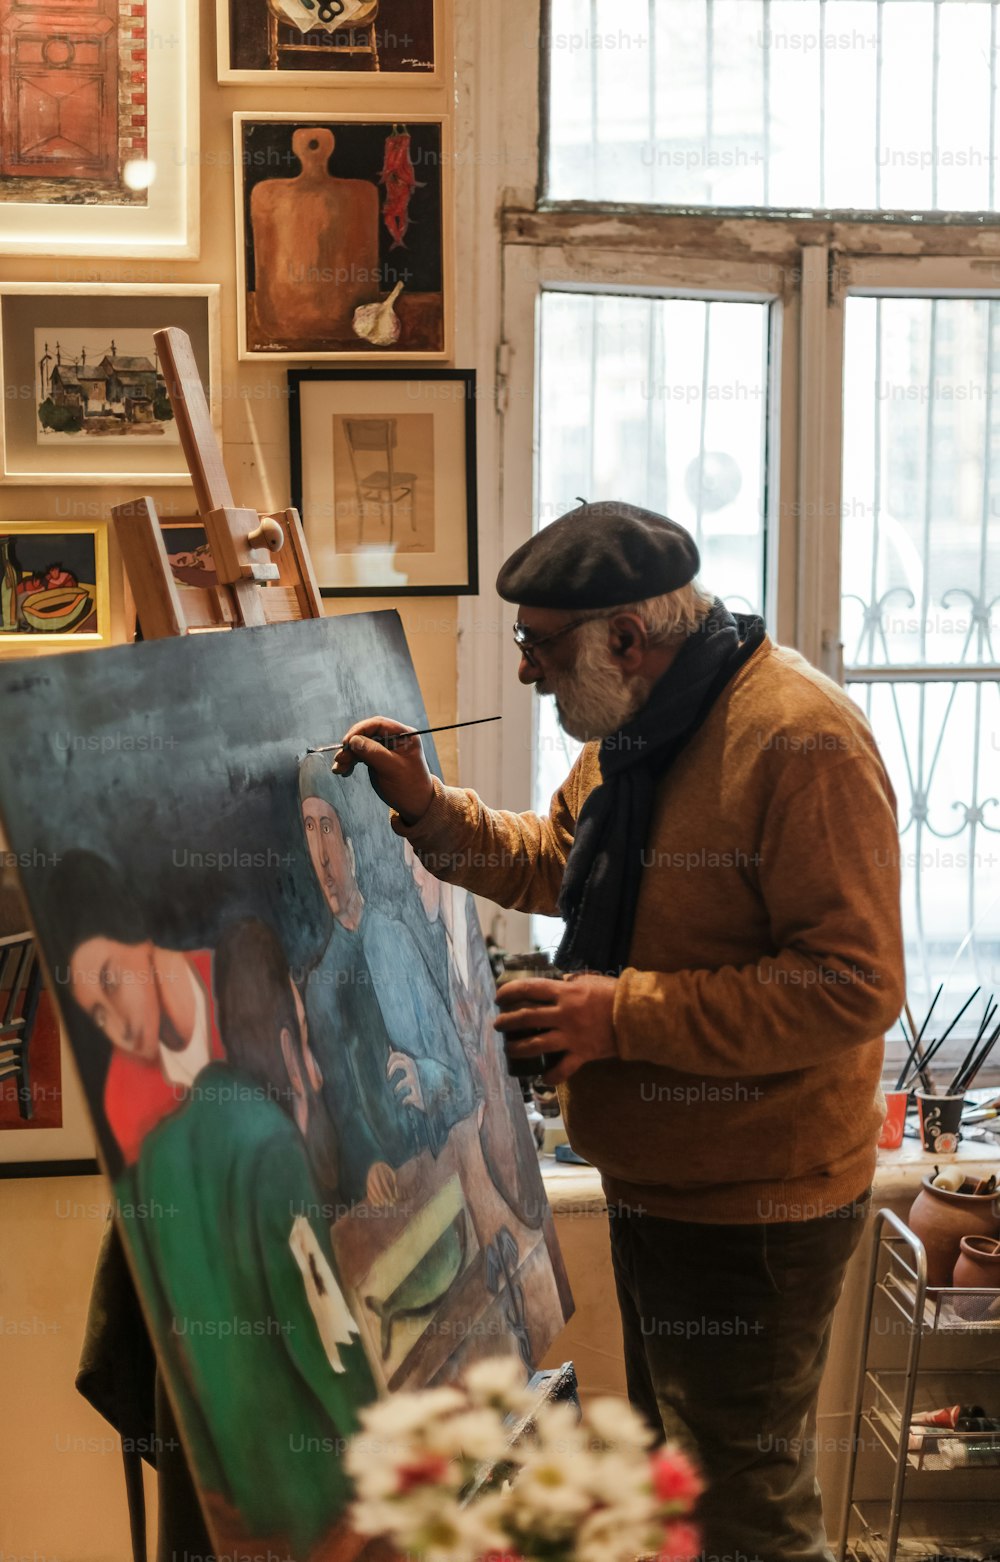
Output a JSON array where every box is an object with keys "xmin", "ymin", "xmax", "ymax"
[{"xmin": 334, "ymin": 501, "xmax": 906, "ymax": 1562}]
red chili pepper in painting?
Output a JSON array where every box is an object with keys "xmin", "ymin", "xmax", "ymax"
[{"xmin": 379, "ymin": 129, "xmax": 424, "ymax": 249}]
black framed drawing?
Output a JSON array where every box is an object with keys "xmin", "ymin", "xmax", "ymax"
[{"xmin": 288, "ymin": 368, "xmax": 478, "ymax": 596}]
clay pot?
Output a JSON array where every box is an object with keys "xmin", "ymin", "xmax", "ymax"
[
  {"xmin": 952, "ymin": 1235, "xmax": 1000, "ymax": 1322},
  {"xmin": 906, "ymin": 1177, "xmax": 1000, "ymax": 1288}
]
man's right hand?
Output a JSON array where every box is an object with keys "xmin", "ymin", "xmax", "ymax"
[{"xmin": 331, "ymin": 716, "xmax": 435, "ymax": 825}]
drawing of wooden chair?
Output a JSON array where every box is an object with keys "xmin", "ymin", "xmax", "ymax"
[
  {"xmin": 344, "ymin": 417, "xmax": 417, "ymax": 545},
  {"xmin": 0, "ymin": 931, "xmax": 44, "ymax": 1122},
  {"xmin": 266, "ymin": 0, "xmax": 381, "ymax": 72},
  {"xmin": 112, "ymin": 327, "xmax": 324, "ymax": 639}
]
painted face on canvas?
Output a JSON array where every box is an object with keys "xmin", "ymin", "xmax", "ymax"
[
  {"xmin": 69, "ymin": 936, "xmax": 161, "ymax": 1061},
  {"xmin": 301, "ymin": 797, "xmax": 357, "ymax": 920}
]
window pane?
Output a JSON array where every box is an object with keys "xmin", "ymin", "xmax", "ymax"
[
  {"xmin": 842, "ymin": 296, "xmax": 1000, "ymax": 668},
  {"xmin": 531, "ymin": 288, "xmax": 770, "ymax": 953},
  {"xmin": 546, "ymin": 0, "xmax": 999, "ymax": 215},
  {"xmin": 848, "ymin": 678, "xmax": 1000, "ymax": 1053},
  {"xmin": 843, "ymin": 291, "xmax": 1000, "ymax": 1066}
]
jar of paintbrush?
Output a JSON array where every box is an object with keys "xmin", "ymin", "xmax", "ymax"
[{"xmin": 891, "ymin": 985, "xmax": 1000, "ymax": 1154}]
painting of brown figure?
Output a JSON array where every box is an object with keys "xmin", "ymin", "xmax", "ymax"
[{"xmin": 0, "ymin": 0, "xmax": 149, "ymax": 206}]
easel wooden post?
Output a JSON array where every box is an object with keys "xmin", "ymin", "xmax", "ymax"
[{"xmin": 112, "ymin": 326, "xmax": 324, "ymax": 638}]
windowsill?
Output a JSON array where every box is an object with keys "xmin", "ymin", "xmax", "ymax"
[{"xmin": 539, "ymin": 1134, "xmax": 1000, "ymax": 1217}]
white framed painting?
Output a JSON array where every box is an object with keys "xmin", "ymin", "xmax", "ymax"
[
  {"xmin": 217, "ymin": 0, "xmax": 442, "ymax": 86},
  {"xmin": 0, "ymin": 0, "xmax": 200, "ymax": 259},
  {"xmin": 0, "ymin": 284, "xmax": 221, "ymax": 485},
  {"xmin": 233, "ymin": 112, "xmax": 451, "ymax": 362}
]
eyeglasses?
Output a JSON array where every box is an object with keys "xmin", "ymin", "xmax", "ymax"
[{"xmin": 512, "ymin": 613, "xmax": 609, "ymax": 668}]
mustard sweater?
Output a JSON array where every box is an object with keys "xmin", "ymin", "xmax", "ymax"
[{"xmin": 393, "ymin": 636, "xmax": 906, "ymax": 1223}]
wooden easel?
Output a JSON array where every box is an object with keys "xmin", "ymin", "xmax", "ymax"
[{"xmin": 112, "ymin": 326, "xmax": 324, "ymax": 639}]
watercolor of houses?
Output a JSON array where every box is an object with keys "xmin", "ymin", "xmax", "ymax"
[{"xmin": 39, "ymin": 339, "xmax": 168, "ymax": 429}]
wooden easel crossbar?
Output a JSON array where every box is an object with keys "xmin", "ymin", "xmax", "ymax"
[{"xmin": 112, "ymin": 326, "xmax": 324, "ymax": 638}]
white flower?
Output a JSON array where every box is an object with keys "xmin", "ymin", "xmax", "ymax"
[
  {"xmin": 532, "ymin": 1400, "xmax": 590, "ymax": 1458},
  {"xmin": 577, "ymin": 1505, "xmax": 662, "ymax": 1562},
  {"xmin": 463, "ymin": 1355, "xmax": 534, "ymax": 1411},
  {"xmin": 509, "ymin": 1445, "xmax": 597, "ymax": 1533},
  {"xmin": 350, "ymin": 1496, "xmax": 409, "ymax": 1541},
  {"xmin": 584, "ymin": 1451, "xmax": 655, "ymax": 1517},
  {"xmin": 584, "ymin": 1396, "xmax": 657, "ymax": 1452},
  {"xmin": 360, "ymin": 1387, "xmax": 466, "ymax": 1441},
  {"xmin": 398, "ymin": 1485, "xmax": 510, "ymax": 1562},
  {"xmin": 425, "ymin": 1407, "xmax": 510, "ymax": 1465}
]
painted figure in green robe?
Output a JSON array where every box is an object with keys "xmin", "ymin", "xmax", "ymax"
[{"xmin": 120, "ymin": 918, "xmax": 377, "ymax": 1559}]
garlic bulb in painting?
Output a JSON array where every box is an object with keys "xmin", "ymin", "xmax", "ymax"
[{"xmin": 353, "ymin": 281, "xmax": 404, "ymax": 346}]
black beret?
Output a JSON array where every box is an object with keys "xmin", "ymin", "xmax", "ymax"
[{"xmin": 496, "ymin": 501, "xmax": 700, "ymax": 609}]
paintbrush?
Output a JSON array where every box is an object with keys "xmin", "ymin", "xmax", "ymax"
[
  {"xmin": 953, "ymin": 1018, "xmax": 1000, "ymax": 1095},
  {"xmin": 946, "ymin": 994, "xmax": 997, "ymax": 1097},
  {"xmin": 899, "ymin": 985, "xmax": 981, "ymax": 1092},
  {"xmin": 895, "ymin": 982, "xmax": 944, "ymax": 1091},
  {"xmin": 902, "ymin": 998, "xmax": 934, "ymax": 1092},
  {"xmin": 895, "ymin": 1010, "xmax": 925, "ymax": 1093},
  {"xmin": 307, "ymin": 715, "xmax": 502, "ymax": 758}
]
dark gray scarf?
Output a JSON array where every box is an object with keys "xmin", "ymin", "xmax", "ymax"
[{"xmin": 556, "ymin": 599, "xmax": 766, "ymax": 976}]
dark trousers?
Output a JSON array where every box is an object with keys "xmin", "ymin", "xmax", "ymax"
[{"xmin": 609, "ymin": 1195, "xmax": 870, "ymax": 1562}]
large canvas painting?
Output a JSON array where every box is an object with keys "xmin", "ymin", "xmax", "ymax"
[
  {"xmin": 218, "ymin": 0, "xmax": 438, "ymax": 83},
  {"xmin": 0, "ymin": 611, "xmax": 571, "ymax": 1559},
  {"xmin": 235, "ymin": 114, "xmax": 448, "ymax": 360}
]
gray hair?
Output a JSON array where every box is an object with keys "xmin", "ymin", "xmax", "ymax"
[{"xmin": 618, "ymin": 580, "xmax": 716, "ymax": 642}]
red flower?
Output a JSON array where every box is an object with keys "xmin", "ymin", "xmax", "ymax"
[
  {"xmin": 658, "ymin": 1519, "xmax": 702, "ymax": 1561},
  {"xmin": 394, "ymin": 1453, "xmax": 450, "ymax": 1495},
  {"xmin": 650, "ymin": 1448, "xmax": 704, "ymax": 1507}
]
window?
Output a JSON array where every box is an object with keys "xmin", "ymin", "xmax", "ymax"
[
  {"xmin": 842, "ymin": 291, "xmax": 1000, "ymax": 1029},
  {"xmin": 546, "ymin": 0, "xmax": 1000, "ymax": 215},
  {"xmin": 531, "ymin": 286, "xmax": 772, "ymax": 950},
  {"xmin": 489, "ymin": 1, "xmax": 999, "ymax": 1074}
]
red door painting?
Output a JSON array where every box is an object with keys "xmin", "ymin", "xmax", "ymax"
[{"xmin": 0, "ymin": 0, "xmax": 118, "ymax": 182}]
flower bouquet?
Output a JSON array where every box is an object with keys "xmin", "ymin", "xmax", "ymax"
[{"xmin": 345, "ymin": 1357, "xmax": 702, "ymax": 1562}]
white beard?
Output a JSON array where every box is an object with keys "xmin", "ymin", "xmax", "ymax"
[{"xmin": 547, "ymin": 622, "xmax": 652, "ymax": 742}]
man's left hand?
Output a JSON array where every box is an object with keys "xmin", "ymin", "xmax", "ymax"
[{"xmin": 493, "ymin": 972, "xmax": 618, "ymax": 1085}]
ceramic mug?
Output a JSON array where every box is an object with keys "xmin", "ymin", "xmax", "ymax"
[{"xmin": 915, "ymin": 1090, "xmax": 965, "ymax": 1154}]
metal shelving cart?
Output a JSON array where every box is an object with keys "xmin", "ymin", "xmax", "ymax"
[{"xmin": 838, "ymin": 1208, "xmax": 1000, "ymax": 1561}]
